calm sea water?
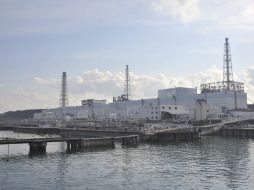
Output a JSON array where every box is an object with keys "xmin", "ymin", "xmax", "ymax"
[{"xmin": 1, "ymin": 131, "xmax": 254, "ymax": 190}]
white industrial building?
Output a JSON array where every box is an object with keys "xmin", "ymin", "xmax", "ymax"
[{"xmin": 35, "ymin": 86, "xmax": 247, "ymax": 122}]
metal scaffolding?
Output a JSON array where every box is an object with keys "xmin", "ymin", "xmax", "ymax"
[
  {"xmin": 201, "ymin": 81, "xmax": 244, "ymax": 93},
  {"xmin": 113, "ymin": 65, "xmax": 131, "ymax": 102},
  {"xmin": 123, "ymin": 65, "xmax": 131, "ymax": 100},
  {"xmin": 200, "ymin": 38, "xmax": 244, "ymax": 94}
]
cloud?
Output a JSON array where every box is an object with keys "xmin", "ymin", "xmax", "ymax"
[
  {"xmin": 33, "ymin": 77, "xmax": 58, "ymax": 87},
  {"xmin": 2, "ymin": 0, "xmax": 254, "ymax": 38},
  {"xmin": 0, "ymin": 0, "xmax": 155, "ymax": 37},
  {"xmin": 224, "ymin": 2, "xmax": 254, "ymax": 31},
  {"xmin": 0, "ymin": 87, "xmax": 58, "ymax": 113},
  {"xmin": 3, "ymin": 65, "xmax": 254, "ymax": 113},
  {"xmin": 33, "ymin": 66, "xmax": 222, "ymax": 105},
  {"xmin": 150, "ymin": 0, "xmax": 254, "ymax": 34},
  {"xmin": 196, "ymin": 0, "xmax": 254, "ymax": 33},
  {"xmin": 32, "ymin": 66, "xmax": 254, "ymax": 106},
  {"xmin": 152, "ymin": 0, "xmax": 200, "ymax": 23},
  {"xmin": 0, "ymin": 0, "xmax": 126, "ymax": 36}
]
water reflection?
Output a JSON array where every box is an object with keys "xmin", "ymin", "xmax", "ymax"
[{"xmin": 0, "ymin": 131, "xmax": 254, "ymax": 189}]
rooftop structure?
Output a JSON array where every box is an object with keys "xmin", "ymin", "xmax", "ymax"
[
  {"xmin": 201, "ymin": 38, "xmax": 244, "ymax": 93},
  {"xmin": 81, "ymin": 99, "xmax": 107, "ymax": 107}
]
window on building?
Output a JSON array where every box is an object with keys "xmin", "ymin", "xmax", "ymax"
[
  {"xmin": 175, "ymin": 107, "xmax": 177, "ymax": 110},
  {"xmin": 156, "ymin": 111, "xmax": 158, "ymax": 114},
  {"xmin": 162, "ymin": 106, "xmax": 165, "ymax": 109},
  {"xmin": 151, "ymin": 116, "xmax": 153, "ymax": 119},
  {"xmin": 169, "ymin": 106, "xmax": 171, "ymax": 109},
  {"xmin": 156, "ymin": 116, "xmax": 158, "ymax": 119},
  {"xmin": 155, "ymin": 107, "xmax": 157, "ymax": 109}
]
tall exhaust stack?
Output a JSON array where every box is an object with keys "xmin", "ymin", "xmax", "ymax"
[
  {"xmin": 223, "ymin": 38, "xmax": 234, "ymax": 91},
  {"xmin": 59, "ymin": 72, "xmax": 68, "ymax": 108},
  {"xmin": 124, "ymin": 65, "xmax": 131, "ymax": 100}
]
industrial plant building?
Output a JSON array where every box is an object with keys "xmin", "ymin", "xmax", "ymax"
[{"xmin": 34, "ymin": 38, "xmax": 248, "ymax": 122}]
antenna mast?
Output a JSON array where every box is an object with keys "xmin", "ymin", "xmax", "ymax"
[
  {"xmin": 223, "ymin": 38, "xmax": 234, "ymax": 91},
  {"xmin": 124, "ymin": 65, "xmax": 131, "ymax": 100}
]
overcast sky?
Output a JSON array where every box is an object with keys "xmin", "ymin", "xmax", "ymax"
[{"xmin": 1, "ymin": 0, "xmax": 254, "ymax": 113}]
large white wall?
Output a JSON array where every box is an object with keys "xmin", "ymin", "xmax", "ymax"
[
  {"xmin": 159, "ymin": 87, "xmax": 247, "ymax": 111},
  {"xmin": 205, "ymin": 91, "xmax": 247, "ymax": 110},
  {"xmin": 106, "ymin": 98, "xmax": 160, "ymax": 120}
]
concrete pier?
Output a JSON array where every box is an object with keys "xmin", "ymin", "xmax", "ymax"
[
  {"xmin": 0, "ymin": 135, "xmax": 139, "ymax": 154},
  {"xmin": 0, "ymin": 138, "xmax": 82, "ymax": 153}
]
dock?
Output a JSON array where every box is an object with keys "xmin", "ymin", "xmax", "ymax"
[
  {"xmin": 0, "ymin": 137, "xmax": 83, "ymax": 153},
  {"xmin": 0, "ymin": 135, "xmax": 139, "ymax": 154}
]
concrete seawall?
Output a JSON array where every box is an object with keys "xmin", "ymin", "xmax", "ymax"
[
  {"xmin": 217, "ymin": 128, "xmax": 254, "ymax": 138},
  {"xmin": 81, "ymin": 137, "xmax": 115, "ymax": 148},
  {"xmin": 13, "ymin": 127, "xmax": 60, "ymax": 134},
  {"xmin": 209, "ymin": 119, "xmax": 254, "ymax": 138},
  {"xmin": 10, "ymin": 126, "xmax": 140, "ymax": 137},
  {"xmin": 0, "ymin": 126, "xmax": 14, "ymax": 130},
  {"xmin": 60, "ymin": 128, "xmax": 140, "ymax": 138},
  {"xmin": 141, "ymin": 128, "xmax": 199, "ymax": 142},
  {"xmin": 197, "ymin": 123, "xmax": 223, "ymax": 136},
  {"xmin": 8, "ymin": 126, "xmax": 199, "ymax": 143}
]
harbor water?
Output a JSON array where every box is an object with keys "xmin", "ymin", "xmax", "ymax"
[{"xmin": 1, "ymin": 131, "xmax": 254, "ymax": 190}]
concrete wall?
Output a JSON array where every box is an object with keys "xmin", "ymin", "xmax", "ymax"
[
  {"xmin": 158, "ymin": 87, "xmax": 197, "ymax": 98},
  {"xmin": 106, "ymin": 98, "xmax": 160, "ymax": 121},
  {"xmin": 160, "ymin": 89, "xmax": 247, "ymax": 112},
  {"xmin": 160, "ymin": 104, "xmax": 188, "ymax": 115},
  {"xmin": 81, "ymin": 138, "xmax": 114, "ymax": 147},
  {"xmin": 205, "ymin": 91, "xmax": 247, "ymax": 110}
]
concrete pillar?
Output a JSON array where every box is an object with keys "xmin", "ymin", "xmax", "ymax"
[
  {"xmin": 66, "ymin": 140, "xmax": 83, "ymax": 152},
  {"xmin": 67, "ymin": 142, "xmax": 71, "ymax": 151},
  {"xmin": 29, "ymin": 142, "xmax": 47, "ymax": 153},
  {"xmin": 122, "ymin": 136, "xmax": 138, "ymax": 146}
]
